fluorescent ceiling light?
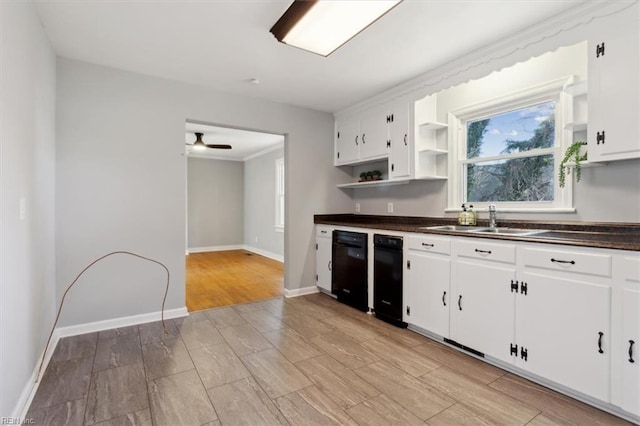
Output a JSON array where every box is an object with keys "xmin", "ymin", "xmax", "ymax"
[{"xmin": 270, "ymin": 0, "xmax": 401, "ymax": 56}]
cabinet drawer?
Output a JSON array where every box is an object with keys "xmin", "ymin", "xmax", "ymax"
[
  {"xmin": 455, "ymin": 239, "xmax": 516, "ymax": 264},
  {"xmin": 316, "ymin": 227, "xmax": 332, "ymax": 238},
  {"xmin": 620, "ymin": 256, "xmax": 640, "ymax": 282},
  {"xmin": 408, "ymin": 235, "xmax": 451, "ymax": 255},
  {"xmin": 523, "ymin": 247, "xmax": 611, "ymax": 277}
]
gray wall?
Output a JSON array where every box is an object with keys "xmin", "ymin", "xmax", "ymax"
[
  {"xmin": 244, "ymin": 146, "xmax": 285, "ymax": 259},
  {"xmin": 1, "ymin": 1, "xmax": 57, "ymax": 415},
  {"xmin": 56, "ymin": 58, "xmax": 350, "ymax": 326},
  {"xmin": 188, "ymin": 157, "xmax": 244, "ymax": 249}
]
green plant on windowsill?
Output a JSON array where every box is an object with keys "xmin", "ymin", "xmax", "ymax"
[{"xmin": 559, "ymin": 141, "xmax": 588, "ymax": 188}]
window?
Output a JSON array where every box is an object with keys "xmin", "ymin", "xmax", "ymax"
[
  {"xmin": 448, "ymin": 77, "xmax": 574, "ymax": 212},
  {"xmin": 275, "ymin": 157, "xmax": 285, "ymax": 231},
  {"xmin": 465, "ymin": 101, "xmax": 555, "ymax": 203}
]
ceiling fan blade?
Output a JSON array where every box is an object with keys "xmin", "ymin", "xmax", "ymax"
[{"xmin": 205, "ymin": 144, "xmax": 232, "ymax": 149}]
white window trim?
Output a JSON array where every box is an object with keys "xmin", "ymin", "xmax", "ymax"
[
  {"xmin": 446, "ymin": 76, "xmax": 577, "ymax": 213},
  {"xmin": 275, "ymin": 157, "xmax": 285, "ymax": 232}
]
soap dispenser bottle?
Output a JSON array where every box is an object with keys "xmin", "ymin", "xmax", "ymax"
[
  {"xmin": 458, "ymin": 204, "xmax": 468, "ymax": 225},
  {"xmin": 468, "ymin": 204, "xmax": 477, "ymax": 226}
]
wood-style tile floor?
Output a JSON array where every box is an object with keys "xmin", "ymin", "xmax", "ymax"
[
  {"xmin": 27, "ymin": 293, "xmax": 631, "ymax": 425},
  {"xmin": 186, "ymin": 250, "xmax": 283, "ymax": 312}
]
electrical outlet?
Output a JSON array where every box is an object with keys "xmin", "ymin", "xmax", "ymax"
[
  {"xmin": 387, "ymin": 202, "xmax": 394, "ymax": 213},
  {"xmin": 355, "ymin": 203, "xmax": 360, "ymax": 213}
]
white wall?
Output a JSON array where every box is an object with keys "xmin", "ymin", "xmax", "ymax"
[
  {"xmin": 244, "ymin": 146, "xmax": 285, "ymax": 259},
  {"xmin": 56, "ymin": 58, "xmax": 350, "ymax": 326},
  {"xmin": 350, "ymin": 24, "xmax": 640, "ymax": 223},
  {"xmin": 187, "ymin": 157, "xmax": 244, "ymax": 249},
  {"xmin": 0, "ymin": 1, "xmax": 57, "ymax": 416}
]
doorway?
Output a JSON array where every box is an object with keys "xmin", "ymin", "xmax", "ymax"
[{"xmin": 184, "ymin": 121, "xmax": 285, "ymax": 312}]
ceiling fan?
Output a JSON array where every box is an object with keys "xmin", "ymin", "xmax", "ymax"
[{"xmin": 187, "ymin": 132, "xmax": 232, "ymax": 151}]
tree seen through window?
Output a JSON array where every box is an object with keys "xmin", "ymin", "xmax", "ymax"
[{"xmin": 465, "ymin": 101, "xmax": 556, "ymax": 202}]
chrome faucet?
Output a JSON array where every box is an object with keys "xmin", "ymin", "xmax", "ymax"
[{"xmin": 488, "ymin": 204, "xmax": 497, "ymax": 229}]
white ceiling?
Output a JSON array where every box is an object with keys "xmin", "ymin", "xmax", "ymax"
[
  {"xmin": 34, "ymin": 0, "xmax": 585, "ymax": 113},
  {"xmin": 185, "ymin": 122, "xmax": 284, "ymax": 161}
]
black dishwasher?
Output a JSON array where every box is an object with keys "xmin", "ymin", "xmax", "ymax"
[
  {"xmin": 374, "ymin": 234, "xmax": 407, "ymax": 328},
  {"xmin": 332, "ymin": 230, "xmax": 368, "ymax": 312}
]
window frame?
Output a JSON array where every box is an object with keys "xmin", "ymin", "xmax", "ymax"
[
  {"xmin": 275, "ymin": 157, "xmax": 285, "ymax": 232},
  {"xmin": 446, "ymin": 76, "xmax": 576, "ymax": 213}
]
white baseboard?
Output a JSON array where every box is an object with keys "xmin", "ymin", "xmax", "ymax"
[
  {"xmin": 54, "ymin": 307, "xmax": 188, "ymax": 339},
  {"xmin": 13, "ymin": 306, "xmax": 188, "ymax": 420},
  {"xmin": 284, "ymin": 286, "xmax": 319, "ymax": 298},
  {"xmin": 12, "ymin": 343, "xmax": 52, "ymax": 420},
  {"xmin": 243, "ymin": 245, "xmax": 284, "ymax": 263},
  {"xmin": 187, "ymin": 244, "xmax": 244, "ymax": 254},
  {"xmin": 186, "ymin": 244, "xmax": 284, "ymax": 263}
]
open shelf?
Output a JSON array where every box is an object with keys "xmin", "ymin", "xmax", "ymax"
[
  {"xmin": 418, "ymin": 148, "xmax": 448, "ymax": 155},
  {"xmin": 563, "ymin": 80, "xmax": 587, "ymax": 96},
  {"xmin": 414, "ymin": 175, "xmax": 448, "ymax": 181},
  {"xmin": 563, "ymin": 160, "xmax": 605, "ymax": 169},
  {"xmin": 418, "ymin": 121, "xmax": 448, "ymax": 130},
  {"xmin": 564, "ymin": 122, "xmax": 587, "ymax": 132},
  {"xmin": 337, "ymin": 179, "xmax": 411, "ymax": 189}
]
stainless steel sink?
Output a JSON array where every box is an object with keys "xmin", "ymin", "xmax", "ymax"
[
  {"xmin": 422, "ymin": 225, "xmax": 488, "ymax": 232},
  {"xmin": 470, "ymin": 227, "xmax": 546, "ymax": 236}
]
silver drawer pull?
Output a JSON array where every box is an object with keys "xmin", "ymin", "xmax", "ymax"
[{"xmin": 381, "ymin": 300, "xmax": 391, "ymax": 305}]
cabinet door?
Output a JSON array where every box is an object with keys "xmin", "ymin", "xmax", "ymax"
[
  {"xmin": 316, "ymin": 236, "xmax": 332, "ymax": 292},
  {"xmin": 406, "ymin": 252, "xmax": 450, "ymax": 337},
  {"xmin": 588, "ymin": 3, "xmax": 640, "ymax": 162},
  {"xmin": 451, "ymin": 259, "xmax": 516, "ymax": 364},
  {"xmin": 389, "ymin": 102, "xmax": 411, "ymax": 179},
  {"xmin": 518, "ymin": 271, "xmax": 611, "ymax": 402},
  {"xmin": 335, "ymin": 119, "xmax": 360, "ymax": 164},
  {"xmin": 359, "ymin": 110, "xmax": 389, "ymax": 160},
  {"xmin": 621, "ymin": 287, "xmax": 640, "ymax": 416}
]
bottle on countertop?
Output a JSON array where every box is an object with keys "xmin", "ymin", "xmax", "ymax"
[
  {"xmin": 458, "ymin": 204, "xmax": 469, "ymax": 225},
  {"xmin": 467, "ymin": 204, "xmax": 477, "ymax": 226}
]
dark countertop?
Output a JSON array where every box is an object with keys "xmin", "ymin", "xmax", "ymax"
[{"xmin": 314, "ymin": 214, "xmax": 640, "ymax": 252}]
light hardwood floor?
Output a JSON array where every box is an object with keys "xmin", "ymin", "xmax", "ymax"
[
  {"xmin": 27, "ymin": 293, "xmax": 632, "ymax": 425},
  {"xmin": 186, "ymin": 250, "xmax": 284, "ymax": 311}
]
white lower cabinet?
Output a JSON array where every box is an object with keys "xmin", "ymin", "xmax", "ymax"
[
  {"xmin": 517, "ymin": 270, "xmax": 611, "ymax": 402},
  {"xmin": 620, "ymin": 287, "xmax": 640, "ymax": 416},
  {"xmin": 326, "ymin": 226, "xmax": 639, "ymax": 422},
  {"xmin": 315, "ymin": 227, "xmax": 332, "ymax": 292},
  {"xmin": 450, "ymin": 251, "xmax": 516, "ymax": 364},
  {"xmin": 406, "ymin": 235, "xmax": 451, "ymax": 337},
  {"xmin": 615, "ymin": 255, "xmax": 640, "ymax": 417}
]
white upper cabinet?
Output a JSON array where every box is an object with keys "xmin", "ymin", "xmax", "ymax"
[
  {"xmin": 359, "ymin": 109, "xmax": 389, "ymax": 161},
  {"xmin": 334, "ymin": 100, "xmax": 414, "ymax": 186},
  {"xmin": 335, "ymin": 118, "xmax": 360, "ymax": 165},
  {"xmin": 588, "ymin": 2, "xmax": 640, "ymax": 162},
  {"xmin": 388, "ymin": 101, "xmax": 412, "ymax": 179}
]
